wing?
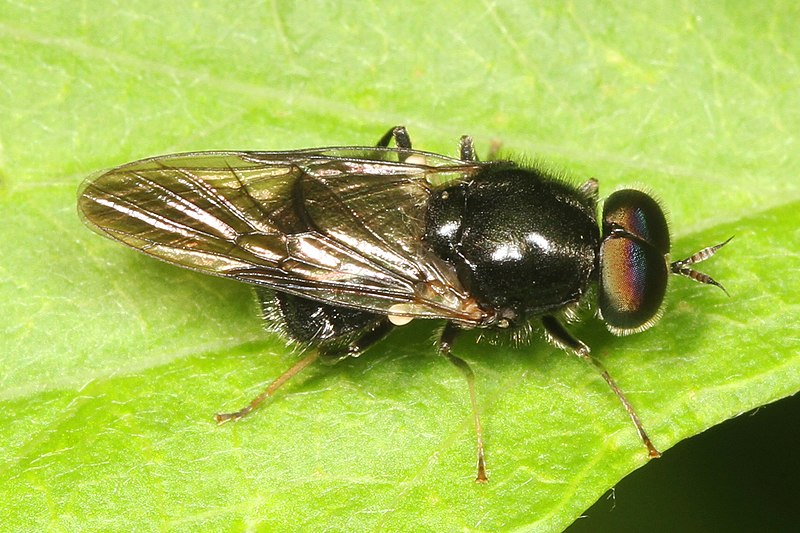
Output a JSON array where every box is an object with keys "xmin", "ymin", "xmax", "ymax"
[{"xmin": 78, "ymin": 147, "xmax": 491, "ymax": 325}]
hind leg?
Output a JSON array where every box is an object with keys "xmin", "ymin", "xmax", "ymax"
[{"xmin": 215, "ymin": 291, "xmax": 393, "ymax": 423}]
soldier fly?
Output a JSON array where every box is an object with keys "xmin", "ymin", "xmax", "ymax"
[{"xmin": 78, "ymin": 126, "xmax": 730, "ymax": 482}]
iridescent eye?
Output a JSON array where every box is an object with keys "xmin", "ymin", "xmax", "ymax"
[
  {"xmin": 599, "ymin": 190, "xmax": 670, "ymax": 335},
  {"xmin": 599, "ymin": 233, "xmax": 668, "ymax": 334},
  {"xmin": 602, "ymin": 189, "xmax": 670, "ymax": 254}
]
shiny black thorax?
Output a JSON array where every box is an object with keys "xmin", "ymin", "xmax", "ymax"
[{"xmin": 424, "ymin": 164, "xmax": 600, "ymax": 324}]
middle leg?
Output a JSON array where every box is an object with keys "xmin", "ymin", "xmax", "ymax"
[
  {"xmin": 439, "ymin": 321, "xmax": 489, "ymax": 482},
  {"xmin": 376, "ymin": 125, "xmax": 412, "ymax": 150}
]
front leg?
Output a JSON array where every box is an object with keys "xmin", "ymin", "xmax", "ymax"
[
  {"xmin": 578, "ymin": 178, "xmax": 599, "ymax": 203},
  {"xmin": 541, "ymin": 315, "xmax": 661, "ymax": 458}
]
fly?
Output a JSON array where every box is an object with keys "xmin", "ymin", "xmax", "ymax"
[{"xmin": 78, "ymin": 126, "xmax": 730, "ymax": 482}]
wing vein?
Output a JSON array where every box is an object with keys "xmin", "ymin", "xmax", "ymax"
[{"xmin": 79, "ymin": 149, "xmax": 489, "ymax": 325}]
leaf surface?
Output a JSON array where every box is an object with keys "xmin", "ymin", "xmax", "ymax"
[{"xmin": 1, "ymin": 2, "xmax": 798, "ymax": 531}]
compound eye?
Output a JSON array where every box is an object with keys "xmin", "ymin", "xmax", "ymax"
[
  {"xmin": 599, "ymin": 234, "xmax": 668, "ymax": 335},
  {"xmin": 603, "ymin": 189, "xmax": 670, "ymax": 254}
]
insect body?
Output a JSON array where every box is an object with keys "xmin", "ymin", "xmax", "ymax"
[{"xmin": 78, "ymin": 127, "xmax": 729, "ymax": 482}]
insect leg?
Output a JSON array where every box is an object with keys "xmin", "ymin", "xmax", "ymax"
[
  {"xmin": 578, "ymin": 177, "xmax": 599, "ymax": 202},
  {"xmin": 485, "ymin": 139, "xmax": 503, "ymax": 161},
  {"xmin": 214, "ymin": 351, "xmax": 319, "ymax": 424},
  {"xmin": 439, "ymin": 322, "xmax": 489, "ymax": 483},
  {"xmin": 459, "ymin": 135, "xmax": 477, "ymax": 162},
  {"xmin": 376, "ymin": 125, "xmax": 412, "ymax": 150},
  {"xmin": 214, "ymin": 318, "xmax": 394, "ymax": 424},
  {"xmin": 330, "ymin": 318, "xmax": 394, "ymax": 358},
  {"xmin": 541, "ymin": 315, "xmax": 662, "ymax": 458}
]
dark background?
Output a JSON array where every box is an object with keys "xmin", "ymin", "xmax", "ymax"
[{"xmin": 567, "ymin": 392, "xmax": 799, "ymax": 532}]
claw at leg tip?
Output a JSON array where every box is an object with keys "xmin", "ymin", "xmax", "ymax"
[{"xmin": 214, "ymin": 413, "xmax": 237, "ymax": 425}]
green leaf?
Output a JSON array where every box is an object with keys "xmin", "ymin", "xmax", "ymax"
[{"xmin": 1, "ymin": 2, "xmax": 798, "ymax": 531}]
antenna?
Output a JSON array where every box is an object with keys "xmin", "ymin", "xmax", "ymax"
[{"xmin": 670, "ymin": 236, "xmax": 733, "ymax": 295}]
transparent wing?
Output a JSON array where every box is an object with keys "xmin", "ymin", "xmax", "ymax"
[{"xmin": 78, "ymin": 148, "xmax": 490, "ymax": 325}]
